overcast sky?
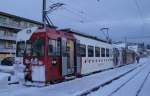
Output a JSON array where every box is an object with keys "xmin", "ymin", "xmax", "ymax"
[{"xmin": 0, "ymin": 0, "xmax": 150, "ymax": 43}]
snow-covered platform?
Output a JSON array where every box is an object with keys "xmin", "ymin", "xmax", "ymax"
[{"xmin": 0, "ymin": 58, "xmax": 150, "ymax": 96}]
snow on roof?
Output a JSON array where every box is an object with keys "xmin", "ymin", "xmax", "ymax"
[
  {"xmin": 113, "ymin": 43, "xmax": 126, "ymax": 49},
  {"xmin": 16, "ymin": 27, "xmax": 38, "ymax": 41},
  {"xmin": 128, "ymin": 45, "xmax": 138, "ymax": 51}
]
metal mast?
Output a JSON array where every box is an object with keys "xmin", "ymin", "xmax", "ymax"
[
  {"xmin": 43, "ymin": 0, "xmax": 47, "ymax": 27},
  {"xmin": 42, "ymin": 0, "xmax": 65, "ymax": 27}
]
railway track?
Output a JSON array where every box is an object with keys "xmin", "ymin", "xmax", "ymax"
[
  {"xmin": 77, "ymin": 61, "xmax": 148, "ymax": 96},
  {"xmin": 135, "ymin": 70, "xmax": 150, "ymax": 96},
  {"xmin": 107, "ymin": 63, "xmax": 148, "ymax": 96}
]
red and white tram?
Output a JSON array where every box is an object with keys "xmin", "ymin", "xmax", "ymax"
[{"xmin": 23, "ymin": 27, "xmax": 131, "ymax": 83}]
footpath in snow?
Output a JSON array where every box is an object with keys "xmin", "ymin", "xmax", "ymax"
[{"xmin": 0, "ymin": 57, "xmax": 149, "ymax": 96}]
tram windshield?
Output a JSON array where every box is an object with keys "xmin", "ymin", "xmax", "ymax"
[{"xmin": 32, "ymin": 38, "xmax": 45, "ymax": 56}]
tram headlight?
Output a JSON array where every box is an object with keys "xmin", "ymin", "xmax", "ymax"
[{"xmin": 52, "ymin": 59, "xmax": 57, "ymax": 65}]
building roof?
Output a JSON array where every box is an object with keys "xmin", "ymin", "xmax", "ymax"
[
  {"xmin": 0, "ymin": 11, "xmax": 57, "ymax": 28},
  {"xmin": 0, "ymin": 11, "xmax": 43, "ymax": 25}
]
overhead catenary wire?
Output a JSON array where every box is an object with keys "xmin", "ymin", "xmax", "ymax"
[
  {"xmin": 134, "ymin": 0, "xmax": 143, "ymax": 18},
  {"xmin": 48, "ymin": 0, "xmax": 84, "ymax": 23},
  {"xmin": 62, "ymin": 7, "xmax": 86, "ymax": 23},
  {"xmin": 48, "ymin": 0, "xmax": 94, "ymax": 23},
  {"xmin": 133, "ymin": 0, "xmax": 145, "ymax": 34}
]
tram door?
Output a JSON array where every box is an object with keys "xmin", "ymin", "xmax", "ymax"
[
  {"xmin": 66, "ymin": 40, "xmax": 75, "ymax": 75},
  {"xmin": 61, "ymin": 38, "xmax": 75, "ymax": 76},
  {"xmin": 75, "ymin": 40, "xmax": 81, "ymax": 74},
  {"xmin": 61, "ymin": 38, "xmax": 68, "ymax": 76}
]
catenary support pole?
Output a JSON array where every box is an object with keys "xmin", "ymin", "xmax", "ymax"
[{"xmin": 43, "ymin": 0, "xmax": 47, "ymax": 27}]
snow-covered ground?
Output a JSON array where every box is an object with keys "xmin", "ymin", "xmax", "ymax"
[{"xmin": 0, "ymin": 57, "xmax": 150, "ymax": 96}]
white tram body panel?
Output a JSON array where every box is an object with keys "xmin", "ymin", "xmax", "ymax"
[{"xmin": 74, "ymin": 34, "xmax": 114, "ymax": 74}]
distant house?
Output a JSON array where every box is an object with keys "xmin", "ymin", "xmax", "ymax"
[
  {"xmin": 128, "ymin": 45, "xmax": 139, "ymax": 53},
  {"xmin": 114, "ymin": 42, "xmax": 145, "ymax": 55}
]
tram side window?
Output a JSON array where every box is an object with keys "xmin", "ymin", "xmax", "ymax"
[
  {"xmin": 80, "ymin": 44, "xmax": 86, "ymax": 57},
  {"xmin": 106, "ymin": 48, "xmax": 109, "ymax": 57},
  {"xmin": 48, "ymin": 39, "xmax": 61, "ymax": 56},
  {"xmin": 101, "ymin": 48, "xmax": 105, "ymax": 57},
  {"xmin": 88, "ymin": 46, "xmax": 94, "ymax": 57},
  {"xmin": 109, "ymin": 49, "xmax": 113, "ymax": 57},
  {"xmin": 25, "ymin": 44, "xmax": 32, "ymax": 56},
  {"xmin": 95, "ymin": 47, "xmax": 100, "ymax": 57}
]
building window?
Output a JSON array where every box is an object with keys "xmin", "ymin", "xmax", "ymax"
[
  {"xmin": 101, "ymin": 48, "xmax": 105, "ymax": 57},
  {"xmin": 88, "ymin": 46, "xmax": 94, "ymax": 57},
  {"xmin": 4, "ymin": 30, "xmax": 13, "ymax": 36},
  {"xmin": 80, "ymin": 44, "xmax": 86, "ymax": 57},
  {"xmin": 10, "ymin": 19, "xmax": 20, "ymax": 26},
  {"xmin": 23, "ymin": 22, "xmax": 28, "ymax": 28},
  {"xmin": 95, "ymin": 47, "xmax": 100, "ymax": 57},
  {"xmin": 5, "ymin": 42, "xmax": 13, "ymax": 49},
  {"xmin": 48, "ymin": 39, "xmax": 61, "ymax": 56},
  {"xmin": 0, "ymin": 29, "xmax": 5, "ymax": 35},
  {"xmin": 106, "ymin": 48, "xmax": 109, "ymax": 57},
  {"xmin": 0, "ymin": 16, "xmax": 6, "ymax": 23},
  {"xmin": 29, "ymin": 23, "xmax": 34, "ymax": 27}
]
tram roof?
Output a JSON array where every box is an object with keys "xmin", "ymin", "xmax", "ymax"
[{"xmin": 59, "ymin": 28, "xmax": 108, "ymax": 43}]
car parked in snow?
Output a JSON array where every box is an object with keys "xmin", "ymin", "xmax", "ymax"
[{"xmin": 1, "ymin": 57, "xmax": 15, "ymax": 66}]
